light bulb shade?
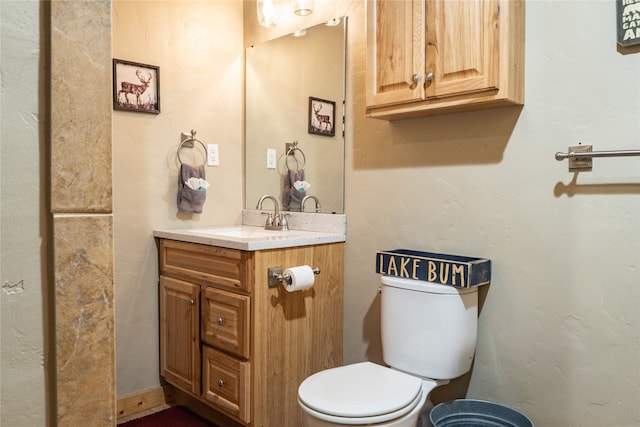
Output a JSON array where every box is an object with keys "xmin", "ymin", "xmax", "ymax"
[
  {"xmin": 257, "ymin": 0, "xmax": 277, "ymax": 28},
  {"xmin": 292, "ymin": 0, "xmax": 314, "ymax": 16}
]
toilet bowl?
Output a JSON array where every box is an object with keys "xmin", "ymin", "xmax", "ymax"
[
  {"xmin": 298, "ymin": 275, "xmax": 479, "ymax": 427},
  {"xmin": 298, "ymin": 362, "xmax": 446, "ymax": 427}
]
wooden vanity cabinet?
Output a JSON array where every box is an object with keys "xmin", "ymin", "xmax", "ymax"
[
  {"xmin": 158, "ymin": 238, "xmax": 344, "ymax": 427},
  {"xmin": 365, "ymin": 0, "xmax": 524, "ymax": 119}
]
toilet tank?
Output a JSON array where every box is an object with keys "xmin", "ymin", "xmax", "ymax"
[{"xmin": 380, "ymin": 275, "xmax": 478, "ymax": 380}]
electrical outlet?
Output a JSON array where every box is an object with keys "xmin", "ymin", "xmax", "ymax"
[
  {"xmin": 207, "ymin": 144, "xmax": 219, "ymax": 166},
  {"xmin": 266, "ymin": 148, "xmax": 276, "ymax": 169}
]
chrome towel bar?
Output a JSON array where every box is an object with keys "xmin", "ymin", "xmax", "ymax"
[{"xmin": 555, "ymin": 145, "xmax": 640, "ymax": 171}]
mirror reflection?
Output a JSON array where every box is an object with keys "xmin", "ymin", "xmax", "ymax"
[{"xmin": 245, "ymin": 17, "xmax": 347, "ymax": 214}]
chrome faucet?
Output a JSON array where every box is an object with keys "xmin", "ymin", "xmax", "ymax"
[
  {"xmin": 301, "ymin": 195, "xmax": 321, "ymax": 213},
  {"xmin": 256, "ymin": 195, "xmax": 288, "ymax": 231}
]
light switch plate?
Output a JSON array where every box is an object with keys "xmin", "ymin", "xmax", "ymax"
[
  {"xmin": 207, "ymin": 144, "xmax": 219, "ymax": 166},
  {"xmin": 266, "ymin": 148, "xmax": 276, "ymax": 169}
]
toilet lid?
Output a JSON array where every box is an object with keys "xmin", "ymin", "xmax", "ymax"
[{"xmin": 298, "ymin": 362, "xmax": 423, "ymax": 419}]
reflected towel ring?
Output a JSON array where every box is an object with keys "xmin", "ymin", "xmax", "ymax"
[
  {"xmin": 286, "ymin": 140, "xmax": 306, "ymax": 170},
  {"xmin": 177, "ymin": 130, "xmax": 207, "ymax": 166}
]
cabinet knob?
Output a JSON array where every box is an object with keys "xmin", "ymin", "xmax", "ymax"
[
  {"xmin": 409, "ymin": 73, "xmax": 420, "ymax": 89},
  {"xmin": 188, "ymin": 298, "xmax": 195, "ymax": 307},
  {"xmin": 218, "ymin": 379, "xmax": 225, "ymax": 387},
  {"xmin": 216, "ymin": 316, "xmax": 224, "ymax": 325},
  {"xmin": 425, "ymin": 71, "xmax": 434, "ymax": 82}
]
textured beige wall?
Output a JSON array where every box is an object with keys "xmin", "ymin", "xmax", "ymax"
[
  {"xmin": 247, "ymin": 1, "xmax": 640, "ymax": 427},
  {"xmin": 112, "ymin": 0, "xmax": 244, "ymax": 396},
  {"xmin": 2, "ymin": 1, "xmax": 638, "ymax": 426},
  {"xmin": 0, "ymin": 1, "xmax": 48, "ymax": 425}
]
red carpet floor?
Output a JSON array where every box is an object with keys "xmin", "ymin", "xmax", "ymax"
[{"xmin": 120, "ymin": 406, "xmax": 218, "ymax": 427}]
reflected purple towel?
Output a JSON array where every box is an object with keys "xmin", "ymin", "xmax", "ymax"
[{"xmin": 283, "ymin": 168, "xmax": 306, "ymax": 211}]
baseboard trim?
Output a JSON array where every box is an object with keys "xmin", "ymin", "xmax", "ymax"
[{"xmin": 116, "ymin": 386, "xmax": 174, "ymax": 424}]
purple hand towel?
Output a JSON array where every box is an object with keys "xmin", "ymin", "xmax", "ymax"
[{"xmin": 177, "ymin": 163, "xmax": 206, "ymax": 214}]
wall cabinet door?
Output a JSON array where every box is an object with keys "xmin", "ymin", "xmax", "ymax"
[
  {"xmin": 425, "ymin": 0, "xmax": 499, "ymax": 99},
  {"xmin": 366, "ymin": 0, "xmax": 425, "ymax": 107},
  {"xmin": 160, "ymin": 275, "xmax": 200, "ymax": 396}
]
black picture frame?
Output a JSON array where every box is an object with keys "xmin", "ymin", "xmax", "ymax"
[
  {"xmin": 308, "ymin": 96, "xmax": 336, "ymax": 137},
  {"xmin": 113, "ymin": 59, "xmax": 160, "ymax": 114}
]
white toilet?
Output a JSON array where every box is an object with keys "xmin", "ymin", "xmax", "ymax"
[{"xmin": 297, "ymin": 275, "xmax": 479, "ymax": 427}]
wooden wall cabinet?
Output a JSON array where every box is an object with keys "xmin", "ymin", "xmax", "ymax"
[
  {"xmin": 366, "ymin": 0, "xmax": 525, "ymax": 120},
  {"xmin": 158, "ymin": 239, "xmax": 344, "ymax": 427}
]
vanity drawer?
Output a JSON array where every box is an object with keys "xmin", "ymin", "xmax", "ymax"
[
  {"xmin": 202, "ymin": 345, "xmax": 251, "ymax": 424},
  {"xmin": 159, "ymin": 239, "xmax": 252, "ymax": 292},
  {"xmin": 202, "ymin": 287, "xmax": 250, "ymax": 359}
]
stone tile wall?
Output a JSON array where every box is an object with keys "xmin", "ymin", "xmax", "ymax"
[{"xmin": 50, "ymin": 1, "xmax": 115, "ymax": 425}]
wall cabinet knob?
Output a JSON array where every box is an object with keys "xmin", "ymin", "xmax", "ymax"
[
  {"xmin": 409, "ymin": 73, "xmax": 420, "ymax": 89},
  {"xmin": 425, "ymin": 71, "xmax": 434, "ymax": 82},
  {"xmin": 217, "ymin": 316, "xmax": 224, "ymax": 325},
  {"xmin": 188, "ymin": 298, "xmax": 195, "ymax": 307}
]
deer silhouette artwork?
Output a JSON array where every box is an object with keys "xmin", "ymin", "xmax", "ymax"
[
  {"xmin": 312, "ymin": 101, "xmax": 333, "ymax": 133},
  {"xmin": 118, "ymin": 69, "xmax": 153, "ymax": 107}
]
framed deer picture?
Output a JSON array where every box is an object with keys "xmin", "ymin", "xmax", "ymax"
[
  {"xmin": 308, "ymin": 97, "xmax": 335, "ymax": 137},
  {"xmin": 113, "ymin": 59, "xmax": 160, "ymax": 114}
]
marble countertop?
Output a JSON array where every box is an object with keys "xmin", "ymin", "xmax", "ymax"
[{"xmin": 153, "ymin": 225, "xmax": 346, "ymax": 251}]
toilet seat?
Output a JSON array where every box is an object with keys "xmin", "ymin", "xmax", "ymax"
[
  {"xmin": 298, "ymin": 392, "xmax": 422, "ymax": 425},
  {"xmin": 298, "ymin": 362, "xmax": 423, "ymax": 424}
]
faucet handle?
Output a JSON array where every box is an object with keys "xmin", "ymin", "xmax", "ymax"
[
  {"xmin": 279, "ymin": 212, "xmax": 290, "ymax": 230},
  {"xmin": 261, "ymin": 211, "xmax": 274, "ymax": 226}
]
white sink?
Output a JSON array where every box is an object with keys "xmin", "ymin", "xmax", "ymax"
[{"xmin": 196, "ymin": 227, "xmax": 289, "ymax": 239}]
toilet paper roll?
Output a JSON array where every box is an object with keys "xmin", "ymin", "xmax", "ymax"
[{"xmin": 284, "ymin": 265, "xmax": 315, "ymax": 292}]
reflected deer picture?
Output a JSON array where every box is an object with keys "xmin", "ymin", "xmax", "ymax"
[
  {"xmin": 313, "ymin": 102, "xmax": 333, "ymax": 131},
  {"xmin": 308, "ymin": 97, "xmax": 335, "ymax": 136}
]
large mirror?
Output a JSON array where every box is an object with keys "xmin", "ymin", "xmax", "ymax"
[{"xmin": 245, "ymin": 17, "xmax": 347, "ymax": 214}]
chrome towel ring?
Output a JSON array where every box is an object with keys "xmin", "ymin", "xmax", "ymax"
[
  {"xmin": 286, "ymin": 140, "xmax": 306, "ymax": 170},
  {"xmin": 177, "ymin": 129, "xmax": 207, "ymax": 165}
]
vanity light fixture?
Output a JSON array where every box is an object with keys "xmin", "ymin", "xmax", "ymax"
[
  {"xmin": 257, "ymin": 0, "xmax": 277, "ymax": 28},
  {"xmin": 293, "ymin": 28, "xmax": 307, "ymax": 37},
  {"xmin": 292, "ymin": 0, "xmax": 314, "ymax": 16}
]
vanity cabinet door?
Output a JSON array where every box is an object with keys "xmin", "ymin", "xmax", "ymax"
[
  {"xmin": 202, "ymin": 345, "xmax": 251, "ymax": 424},
  {"xmin": 202, "ymin": 287, "xmax": 250, "ymax": 359},
  {"xmin": 159, "ymin": 275, "xmax": 200, "ymax": 396}
]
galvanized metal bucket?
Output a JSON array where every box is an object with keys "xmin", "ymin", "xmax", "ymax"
[{"xmin": 429, "ymin": 399, "xmax": 534, "ymax": 427}]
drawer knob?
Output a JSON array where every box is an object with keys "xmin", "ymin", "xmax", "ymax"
[
  {"xmin": 216, "ymin": 317, "xmax": 224, "ymax": 325},
  {"xmin": 218, "ymin": 379, "xmax": 225, "ymax": 387}
]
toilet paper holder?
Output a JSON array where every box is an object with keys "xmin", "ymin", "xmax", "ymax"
[{"xmin": 268, "ymin": 266, "xmax": 320, "ymax": 287}]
